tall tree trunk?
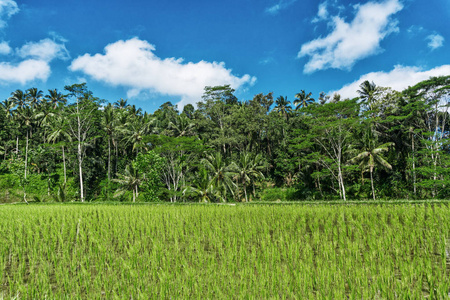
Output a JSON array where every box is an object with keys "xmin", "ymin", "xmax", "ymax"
[
  {"xmin": 62, "ymin": 145, "xmax": 67, "ymax": 184},
  {"xmin": 370, "ymin": 167, "xmax": 376, "ymax": 201},
  {"xmin": 47, "ymin": 168, "xmax": 50, "ymax": 196},
  {"xmin": 78, "ymin": 141, "xmax": 84, "ymax": 202},
  {"xmin": 316, "ymin": 165, "xmax": 323, "ymax": 198},
  {"xmin": 108, "ymin": 137, "xmax": 111, "ymax": 182},
  {"xmin": 24, "ymin": 130, "xmax": 28, "ymax": 180},
  {"xmin": 244, "ymin": 182, "xmax": 248, "ymax": 202},
  {"xmin": 135, "ymin": 185, "xmax": 138, "ymax": 202},
  {"xmin": 23, "ymin": 130, "xmax": 29, "ymax": 204},
  {"xmin": 411, "ymin": 132, "xmax": 416, "ymax": 197},
  {"xmin": 115, "ymin": 142, "xmax": 118, "ymax": 175},
  {"xmin": 76, "ymin": 100, "xmax": 84, "ymax": 202},
  {"xmin": 337, "ymin": 151, "xmax": 346, "ymax": 201}
]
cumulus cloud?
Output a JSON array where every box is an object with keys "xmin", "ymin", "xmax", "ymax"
[
  {"xmin": 265, "ymin": 0, "xmax": 297, "ymax": 15},
  {"xmin": 0, "ymin": 40, "xmax": 10, "ymax": 54},
  {"xmin": 298, "ymin": 0, "xmax": 403, "ymax": 73},
  {"xmin": 0, "ymin": 0, "xmax": 69, "ymax": 85},
  {"xmin": 426, "ymin": 34, "xmax": 444, "ymax": 50},
  {"xmin": 0, "ymin": 37, "xmax": 69, "ymax": 85},
  {"xmin": 0, "ymin": 59, "xmax": 50, "ymax": 84},
  {"xmin": 331, "ymin": 65, "xmax": 450, "ymax": 99},
  {"xmin": 17, "ymin": 38, "xmax": 70, "ymax": 62},
  {"xmin": 0, "ymin": 0, "xmax": 18, "ymax": 29},
  {"xmin": 69, "ymin": 37, "xmax": 257, "ymax": 107}
]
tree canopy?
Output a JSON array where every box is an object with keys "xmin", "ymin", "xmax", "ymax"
[{"xmin": 1, "ymin": 76, "xmax": 450, "ymax": 202}]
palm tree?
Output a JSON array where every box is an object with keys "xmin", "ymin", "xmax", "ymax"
[
  {"xmin": 121, "ymin": 116, "xmax": 153, "ymax": 155},
  {"xmin": 45, "ymin": 89, "xmax": 67, "ymax": 109},
  {"xmin": 183, "ymin": 169, "xmax": 218, "ymax": 202},
  {"xmin": 26, "ymin": 87, "xmax": 43, "ymax": 109},
  {"xmin": 357, "ymin": 80, "xmax": 378, "ymax": 111},
  {"xmin": 35, "ymin": 101, "xmax": 55, "ymax": 143},
  {"xmin": 0, "ymin": 99, "xmax": 16, "ymax": 157},
  {"xmin": 201, "ymin": 152, "xmax": 237, "ymax": 202},
  {"xmin": 1, "ymin": 99, "xmax": 15, "ymax": 119},
  {"xmin": 294, "ymin": 90, "xmax": 314, "ymax": 110},
  {"xmin": 113, "ymin": 164, "xmax": 142, "ymax": 202},
  {"xmin": 273, "ymin": 96, "xmax": 292, "ymax": 120},
  {"xmin": 234, "ymin": 152, "xmax": 265, "ymax": 202},
  {"xmin": 114, "ymin": 98, "xmax": 130, "ymax": 110},
  {"xmin": 318, "ymin": 92, "xmax": 328, "ymax": 105},
  {"xmin": 348, "ymin": 129, "xmax": 393, "ymax": 200},
  {"xmin": 128, "ymin": 104, "xmax": 142, "ymax": 117},
  {"xmin": 168, "ymin": 113, "xmax": 195, "ymax": 137},
  {"xmin": 9, "ymin": 89, "xmax": 27, "ymax": 109},
  {"xmin": 103, "ymin": 104, "xmax": 115, "ymax": 183},
  {"xmin": 5, "ymin": 93, "xmax": 24, "ymax": 154},
  {"xmin": 15, "ymin": 106, "xmax": 35, "ymax": 203},
  {"xmin": 47, "ymin": 114, "xmax": 72, "ymax": 184}
]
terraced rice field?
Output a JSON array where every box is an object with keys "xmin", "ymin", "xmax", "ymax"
[{"xmin": 0, "ymin": 204, "xmax": 449, "ymax": 298}]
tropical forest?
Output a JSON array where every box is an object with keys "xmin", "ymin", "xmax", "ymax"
[{"xmin": 0, "ymin": 76, "xmax": 449, "ymax": 203}]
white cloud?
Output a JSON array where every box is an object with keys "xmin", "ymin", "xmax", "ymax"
[
  {"xmin": 312, "ymin": 2, "xmax": 329, "ymax": 23},
  {"xmin": 331, "ymin": 65, "xmax": 450, "ymax": 99},
  {"xmin": 0, "ymin": 0, "xmax": 18, "ymax": 29},
  {"xmin": 0, "ymin": 37, "xmax": 69, "ymax": 85},
  {"xmin": 426, "ymin": 34, "xmax": 444, "ymax": 50},
  {"xmin": 69, "ymin": 37, "xmax": 257, "ymax": 107},
  {"xmin": 17, "ymin": 38, "xmax": 70, "ymax": 62},
  {"xmin": 298, "ymin": 0, "xmax": 403, "ymax": 73},
  {"xmin": 0, "ymin": 59, "xmax": 50, "ymax": 84},
  {"xmin": 0, "ymin": 0, "xmax": 69, "ymax": 85},
  {"xmin": 265, "ymin": 0, "xmax": 297, "ymax": 15},
  {"xmin": 0, "ymin": 40, "xmax": 10, "ymax": 54}
]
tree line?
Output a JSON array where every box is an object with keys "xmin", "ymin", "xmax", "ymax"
[{"xmin": 0, "ymin": 76, "xmax": 449, "ymax": 203}]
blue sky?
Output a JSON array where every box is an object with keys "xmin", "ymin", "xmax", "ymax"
[{"xmin": 0, "ymin": 0, "xmax": 449, "ymax": 112}]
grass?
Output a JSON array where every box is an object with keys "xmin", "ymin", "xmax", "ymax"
[{"xmin": 1, "ymin": 203, "xmax": 450, "ymax": 298}]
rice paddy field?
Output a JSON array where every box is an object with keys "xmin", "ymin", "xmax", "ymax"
[{"xmin": 1, "ymin": 203, "xmax": 450, "ymax": 299}]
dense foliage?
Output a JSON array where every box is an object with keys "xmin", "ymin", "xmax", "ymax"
[
  {"xmin": 1, "ymin": 204, "xmax": 449, "ymax": 298},
  {"xmin": 0, "ymin": 76, "xmax": 450, "ymax": 202}
]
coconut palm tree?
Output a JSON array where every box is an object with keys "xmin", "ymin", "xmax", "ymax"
[
  {"xmin": 9, "ymin": 89, "xmax": 27, "ymax": 109},
  {"xmin": 47, "ymin": 114, "xmax": 72, "ymax": 184},
  {"xmin": 1, "ymin": 99, "xmax": 15, "ymax": 119},
  {"xmin": 120, "ymin": 115, "xmax": 154, "ymax": 155},
  {"xmin": 103, "ymin": 104, "xmax": 115, "ymax": 183},
  {"xmin": 114, "ymin": 98, "xmax": 130, "ymax": 110},
  {"xmin": 201, "ymin": 152, "xmax": 237, "ymax": 202},
  {"xmin": 234, "ymin": 152, "xmax": 265, "ymax": 202},
  {"xmin": 15, "ymin": 106, "xmax": 35, "ymax": 203},
  {"xmin": 45, "ymin": 89, "xmax": 67, "ymax": 109},
  {"xmin": 0, "ymin": 99, "xmax": 16, "ymax": 158},
  {"xmin": 113, "ymin": 163, "xmax": 142, "ymax": 202},
  {"xmin": 183, "ymin": 168, "xmax": 218, "ymax": 202},
  {"xmin": 357, "ymin": 80, "xmax": 378, "ymax": 111},
  {"xmin": 35, "ymin": 101, "xmax": 55, "ymax": 143},
  {"xmin": 168, "ymin": 113, "xmax": 195, "ymax": 137},
  {"xmin": 26, "ymin": 88, "xmax": 43, "ymax": 109},
  {"xmin": 348, "ymin": 128, "xmax": 393, "ymax": 200},
  {"xmin": 294, "ymin": 90, "xmax": 315, "ymax": 110},
  {"xmin": 273, "ymin": 96, "xmax": 292, "ymax": 120},
  {"xmin": 318, "ymin": 92, "xmax": 329, "ymax": 105},
  {"xmin": 128, "ymin": 104, "xmax": 142, "ymax": 117}
]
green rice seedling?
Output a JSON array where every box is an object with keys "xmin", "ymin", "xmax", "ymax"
[{"xmin": 0, "ymin": 204, "xmax": 450, "ymax": 298}]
